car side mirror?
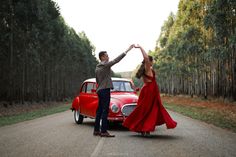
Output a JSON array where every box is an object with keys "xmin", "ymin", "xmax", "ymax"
[{"xmin": 135, "ymin": 88, "xmax": 140, "ymax": 92}]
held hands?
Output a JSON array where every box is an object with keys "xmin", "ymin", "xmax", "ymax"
[
  {"xmin": 125, "ymin": 44, "xmax": 143, "ymax": 54},
  {"xmin": 125, "ymin": 44, "xmax": 135, "ymax": 53},
  {"xmin": 134, "ymin": 44, "xmax": 140, "ymax": 48},
  {"xmin": 134, "ymin": 44, "xmax": 142, "ymax": 49},
  {"xmin": 134, "ymin": 44, "xmax": 148, "ymax": 59}
]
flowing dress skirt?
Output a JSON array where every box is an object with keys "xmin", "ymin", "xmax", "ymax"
[{"xmin": 123, "ymin": 80, "xmax": 177, "ymax": 132}]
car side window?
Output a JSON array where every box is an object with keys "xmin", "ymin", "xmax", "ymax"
[
  {"xmin": 86, "ymin": 82, "xmax": 95, "ymax": 93},
  {"xmin": 81, "ymin": 82, "xmax": 97, "ymax": 94},
  {"xmin": 81, "ymin": 83, "xmax": 87, "ymax": 93}
]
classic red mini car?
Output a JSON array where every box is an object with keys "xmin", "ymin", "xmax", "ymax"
[{"xmin": 71, "ymin": 77, "xmax": 139, "ymax": 124}]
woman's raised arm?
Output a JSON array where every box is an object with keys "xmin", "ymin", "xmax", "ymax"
[{"xmin": 135, "ymin": 44, "xmax": 152, "ymax": 75}]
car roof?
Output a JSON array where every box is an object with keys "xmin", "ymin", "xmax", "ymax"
[{"xmin": 84, "ymin": 77, "xmax": 131, "ymax": 83}]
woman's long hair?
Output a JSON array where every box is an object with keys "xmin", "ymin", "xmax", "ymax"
[{"xmin": 135, "ymin": 55, "xmax": 153, "ymax": 79}]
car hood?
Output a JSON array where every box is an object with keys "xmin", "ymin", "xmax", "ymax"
[{"xmin": 111, "ymin": 92, "xmax": 138, "ymax": 104}]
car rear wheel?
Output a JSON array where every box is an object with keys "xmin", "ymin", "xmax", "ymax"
[{"xmin": 74, "ymin": 110, "xmax": 84, "ymax": 124}]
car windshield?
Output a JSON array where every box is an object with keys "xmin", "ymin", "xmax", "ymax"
[{"xmin": 111, "ymin": 81, "xmax": 134, "ymax": 92}]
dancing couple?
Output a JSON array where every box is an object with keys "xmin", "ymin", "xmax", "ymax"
[{"xmin": 94, "ymin": 44, "xmax": 177, "ymax": 137}]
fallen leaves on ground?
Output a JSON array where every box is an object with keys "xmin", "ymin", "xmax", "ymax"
[{"xmin": 161, "ymin": 95, "xmax": 236, "ymax": 125}]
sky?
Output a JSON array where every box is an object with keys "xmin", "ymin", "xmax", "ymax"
[{"xmin": 53, "ymin": 0, "xmax": 179, "ymax": 72}]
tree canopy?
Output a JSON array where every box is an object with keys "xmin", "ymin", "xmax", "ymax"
[
  {"xmin": 0, "ymin": 0, "xmax": 98, "ymax": 104},
  {"xmin": 151, "ymin": 0, "xmax": 236, "ymax": 100}
]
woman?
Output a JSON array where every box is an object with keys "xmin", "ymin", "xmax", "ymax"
[{"xmin": 122, "ymin": 44, "xmax": 177, "ymax": 136}]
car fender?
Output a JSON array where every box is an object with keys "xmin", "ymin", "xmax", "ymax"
[{"xmin": 71, "ymin": 96, "xmax": 80, "ymax": 110}]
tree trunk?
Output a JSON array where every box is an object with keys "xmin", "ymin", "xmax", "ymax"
[
  {"xmin": 217, "ymin": 59, "xmax": 220, "ymax": 97},
  {"xmin": 204, "ymin": 71, "xmax": 208, "ymax": 99},
  {"xmin": 233, "ymin": 44, "xmax": 236, "ymax": 100},
  {"xmin": 8, "ymin": 0, "xmax": 14, "ymax": 105},
  {"xmin": 231, "ymin": 17, "xmax": 236, "ymax": 100}
]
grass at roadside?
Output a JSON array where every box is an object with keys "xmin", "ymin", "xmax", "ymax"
[
  {"xmin": 0, "ymin": 104, "xmax": 70, "ymax": 127},
  {"xmin": 163, "ymin": 101, "xmax": 236, "ymax": 133}
]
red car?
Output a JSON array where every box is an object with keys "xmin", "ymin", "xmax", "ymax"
[{"xmin": 71, "ymin": 77, "xmax": 139, "ymax": 124}]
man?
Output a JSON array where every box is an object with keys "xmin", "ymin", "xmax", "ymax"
[{"xmin": 94, "ymin": 44, "xmax": 134, "ymax": 137}]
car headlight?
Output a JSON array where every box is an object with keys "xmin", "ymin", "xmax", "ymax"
[{"xmin": 111, "ymin": 104, "xmax": 120, "ymax": 113}]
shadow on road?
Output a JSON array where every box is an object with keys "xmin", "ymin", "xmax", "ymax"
[
  {"xmin": 108, "ymin": 122, "xmax": 129, "ymax": 131},
  {"xmin": 129, "ymin": 134, "xmax": 181, "ymax": 140},
  {"xmin": 74, "ymin": 121, "xmax": 181, "ymax": 140},
  {"xmin": 74, "ymin": 121, "xmax": 129, "ymax": 131}
]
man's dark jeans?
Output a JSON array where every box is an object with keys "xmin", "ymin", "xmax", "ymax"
[{"xmin": 94, "ymin": 88, "xmax": 110, "ymax": 133}]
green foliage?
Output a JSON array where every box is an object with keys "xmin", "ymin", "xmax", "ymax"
[
  {"xmin": 112, "ymin": 71, "xmax": 122, "ymax": 78},
  {"xmin": 0, "ymin": 103, "xmax": 69, "ymax": 127},
  {"xmin": 151, "ymin": 0, "xmax": 236, "ymax": 100},
  {"xmin": 0, "ymin": 0, "xmax": 98, "ymax": 103}
]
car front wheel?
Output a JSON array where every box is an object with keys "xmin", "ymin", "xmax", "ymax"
[{"xmin": 74, "ymin": 110, "xmax": 84, "ymax": 124}]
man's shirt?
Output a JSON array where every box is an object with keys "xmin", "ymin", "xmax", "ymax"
[{"xmin": 95, "ymin": 53, "xmax": 126, "ymax": 92}]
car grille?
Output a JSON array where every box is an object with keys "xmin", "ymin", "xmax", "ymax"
[{"xmin": 121, "ymin": 103, "xmax": 137, "ymax": 117}]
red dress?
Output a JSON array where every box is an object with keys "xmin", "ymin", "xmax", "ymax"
[{"xmin": 123, "ymin": 71, "xmax": 177, "ymax": 132}]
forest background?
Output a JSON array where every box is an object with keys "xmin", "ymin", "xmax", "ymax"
[{"xmin": 0, "ymin": 0, "xmax": 235, "ymax": 105}]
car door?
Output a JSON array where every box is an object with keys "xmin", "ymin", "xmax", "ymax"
[{"xmin": 79, "ymin": 82, "xmax": 98, "ymax": 118}]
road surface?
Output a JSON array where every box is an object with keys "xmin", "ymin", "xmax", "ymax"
[{"xmin": 0, "ymin": 110, "xmax": 236, "ymax": 157}]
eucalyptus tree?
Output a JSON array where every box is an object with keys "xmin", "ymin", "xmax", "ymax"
[
  {"xmin": 152, "ymin": 0, "xmax": 235, "ymax": 100},
  {"xmin": 204, "ymin": 0, "xmax": 236, "ymax": 100},
  {"xmin": 0, "ymin": 0, "xmax": 97, "ymax": 104}
]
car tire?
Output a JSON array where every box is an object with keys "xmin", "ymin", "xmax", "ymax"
[{"xmin": 74, "ymin": 109, "xmax": 84, "ymax": 124}]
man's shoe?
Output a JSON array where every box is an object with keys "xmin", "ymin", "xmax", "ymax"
[
  {"xmin": 93, "ymin": 131, "xmax": 101, "ymax": 136},
  {"xmin": 100, "ymin": 132, "xmax": 115, "ymax": 137},
  {"xmin": 140, "ymin": 131, "xmax": 151, "ymax": 137},
  {"xmin": 141, "ymin": 132, "xmax": 145, "ymax": 137},
  {"xmin": 145, "ymin": 132, "xmax": 151, "ymax": 137}
]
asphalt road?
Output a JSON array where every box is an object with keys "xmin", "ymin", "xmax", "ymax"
[{"xmin": 0, "ymin": 110, "xmax": 236, "ymax": 157}]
